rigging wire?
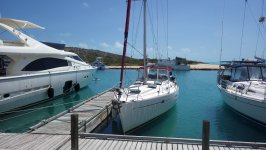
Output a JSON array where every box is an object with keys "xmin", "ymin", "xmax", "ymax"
[
  {"xmin": 255, "ymin": 0, "xmax": 265, "ymax": 57},
  {"xmin": 166, "ymin": 0, "xmax": 169, "ymax": 59},
  {"xmin": 127, "ymin": 42, "xmax": 143, "ymax": 56},
  {"xmin": 159, "ymin": 0, "xmax": 167, "ymax": 60},
  {"xmin": 147, "ymin": 1, "xmax": 158, "ymax": 60},
  {"xmin": 246, "ymin": 1, "xmax": 266, "ymax": 48},
  {"xmin": 239, "ymin": 0, "xmax": 247, "ymax": 60},
  {"xmin": 130, "ymin": 1, "xmax": 136, "ymax": 58},
  {"xmin": 132, "ymin": 1, "xmax": 143, "ymax": 57},
  {"xmin": 219, "ymin": 0, "xmax": 226, "ymax": 65},
  {"xmin": 156, "ymin": 0, "xmax": 159, "ymax": 59}
]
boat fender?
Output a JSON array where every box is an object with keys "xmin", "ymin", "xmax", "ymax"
[
  {"xmin": 74, "ymin": 83, "xmax": 80, "ymax": 92},
  {"xmin": 47, "ymin": 87, "xmax": 54, "ymax": 98}
]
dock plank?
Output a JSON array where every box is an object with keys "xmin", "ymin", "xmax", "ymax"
[
  {"xmin": 108, "ymin": 140, "xmax": 118, "ymax": 150},
  {"xmin": 129, "ymin": 141, "xmax": 138, "ymax": 150},
  {"xmin": 119, "ymin": 141, "xmax": 128, "ymax": 150},
  {"xmin": 146, "ymin": 142, "xmax": 152, "ymax": 150},
  {"xmin": 136, "ymin": 141, "xmax": 143, "ymax": 150},
  {"xmin": 192, "ymin": 144, "xmax": 199, "ymax": 150},
  {"xmin": 103, "ymin": 140, "xmax": 114, "ymax": 150},
  {"xmin": 178, "ymin": 144, "xmax": 183, "ymax": 150},
  {"xmin": 162, "ymin": 143, "xmax": 167, "ymax": 150},
  {"xmin": 113, "ymin": 140, "xmax": 123, "ymax": 149},
  {"xmin": 151, "ymin": 143, "xmax": 157, "ymax": 150},
  {"xmin": 0, "ymin": 133, "xmax": 265, "ymax": 150},
  {"xmin": 124, "ymin": 141, "xmax": 133, "ymax": 150},
  {"xmin": 156, "ymin": 143, "xmax": 162, "ymax": 150}
]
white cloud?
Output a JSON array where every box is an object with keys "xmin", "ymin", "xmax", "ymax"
[
  {"xmin": 181, "ymin": 48, "xmax": 191, "ymax": 53},
  {"xmin": 100, "ymin": 42, "xmax": 110, "ymax": 48},
  {"xmin": 82, "ymin": 2, "xmax": 89, "ymax": 8},
  {"xmin": 78, "ymin": 43, "xmax": 89, "ymax": 49},
  {"xmin": 115, "ymin": 41, "xmax": 123, "ymax": 49},
  {"xmin": 167, "ymin": 46, "xmax": 173, "ymax": 50}
]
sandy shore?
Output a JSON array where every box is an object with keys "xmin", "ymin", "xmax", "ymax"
[
  {"xmin": 107, "ymin": 64, "xmax": 222, "ymax": 70},
  {"xmin": 190, "ymin": 63, "xmax": 222, "ymax": 70}
]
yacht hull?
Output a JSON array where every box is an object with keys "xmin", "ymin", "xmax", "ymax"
[
  {"xmin": 119, "ymin": 89, "xmax": 178, "ymax": 133},
  {"xmin": 0, "ymin": 68, "xmax": 96, "ymax": 114},
  {"xmin": 218, "ymin": 85, "xmax": 266, "ymax": 125}
]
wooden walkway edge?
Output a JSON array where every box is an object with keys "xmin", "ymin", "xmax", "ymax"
[
  {"xmin": 29, "ymin": 89, "xmax": 114, "ymax": 134},
  {"xmin": 0, "ymin": 133, "xmax": 265, "ymax": 150}
]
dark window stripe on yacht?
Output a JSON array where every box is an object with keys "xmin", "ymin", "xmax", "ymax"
[{"xmin": 22, "ymin": 57, "xmax": 68, "ymax": 71}]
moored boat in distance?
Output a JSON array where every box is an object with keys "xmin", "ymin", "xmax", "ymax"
[
  {"xmin": 157, "ymin": 57, "xmax": 190, "ymax": 71},
  {"xmin": 217, "ymin": 59, "xmax": 266, "ymax": 125},
  {"xmin": 0, "ymin": 18, "xmax": 96, "ymax": 114},
  {"xmin": 91, "ymin": 57, "xmax": 106, "ymax": 70}
]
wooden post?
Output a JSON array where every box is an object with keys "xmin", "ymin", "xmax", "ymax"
[
  {"xmin": 202, "ymin": 120, "xmax": 210, "ymax": 150},
  {"xmin": 71, "ymin": 114, "xmax": 79, "ymax": 150}
]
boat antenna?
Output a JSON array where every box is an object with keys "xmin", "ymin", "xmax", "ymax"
[
  {"xmin": 143, "ymin": 0, "xmax": 148, "ymax": 83},
  {"xmin": 239, "ymin": 0, "xmax": 247, "ymax": 60},
  {"xmin": 119, "ymin": 0, "xmax": 132, "ymax": 88}
]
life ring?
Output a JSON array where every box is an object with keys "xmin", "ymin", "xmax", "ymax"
[
  {"xmin": 47, "ymin": 87, "xmax": 54, "ymax": 98},
  {"xmin": 74, "ymin": 83, "xmax": 80, "ymax": 92}
]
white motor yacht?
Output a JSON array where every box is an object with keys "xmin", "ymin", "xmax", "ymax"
[
  {"xmin": 0, "ymin": 18, "xmax": 96, "ymax": 114},
  {"xmin": 217, "ymin": 59, "xmax": 266, "ymax": 125}
]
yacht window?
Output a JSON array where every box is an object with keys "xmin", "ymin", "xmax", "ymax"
[
  {"xmin": 248, "ymin": 66, "xmax": 262, "ymax": 80},
  {"xmin": 22, "ymin": 57, "xmax": 68, "ymax": 71},
  {"xmin": 231, "ymin": 67, "xmax": 248, "ymax": 81},
  {"xmin": 0, "ymin": 26, "xmax": 23, "ymax": 46},
  {"xmin": 0, "ymin": 57, "xmax": 5, "ymax": 76},
  {"xmin": 72, "ymin": 56, "xmax": 83, "ymax": 62}
]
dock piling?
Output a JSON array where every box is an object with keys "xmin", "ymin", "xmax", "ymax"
[
  {"xmin": 71, "ymin": 114, "xmax": 79, "ymax": 150},
  {"xmin": 202, "ymin": 120, "xmax": 210, "ymax": 150}
]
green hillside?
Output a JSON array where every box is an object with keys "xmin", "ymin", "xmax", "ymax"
[{"xmin": 64, "ymin": 47, "xmax": 200, "ymax": 66}]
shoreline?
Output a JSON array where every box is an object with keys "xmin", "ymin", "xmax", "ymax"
[{"xmin": 107, "ymin": 63, "xmax": 222, "ymax": 70}]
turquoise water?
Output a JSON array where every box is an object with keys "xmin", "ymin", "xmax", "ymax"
[{"xmin": 0, "ymin": 70, "xmax": 265, "ymax": 142}]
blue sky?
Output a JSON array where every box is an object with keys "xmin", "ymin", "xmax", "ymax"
[{"xmin": 1, "ymin": 0, "xmax": 265, "ymax": 62}]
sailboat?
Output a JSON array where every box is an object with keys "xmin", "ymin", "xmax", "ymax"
[
  {"xmin": 113, "ymin": 0, "xmax": 179, "ymax": 133},
  {"xmin": 217, "ymin": 59, "xmax": 266, "ymax": 125},
  {"xmin": 217, "ymin": 1, "xmax": 266, "ymax": 125}
]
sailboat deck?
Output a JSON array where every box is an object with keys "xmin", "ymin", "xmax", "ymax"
[
  {"xmin": 0, "ymin": 133, "xmax": 265, "ymax": 150},
  {"xmin": 121, "ymin": 80, "xmax": 178, "ymax": 102}
]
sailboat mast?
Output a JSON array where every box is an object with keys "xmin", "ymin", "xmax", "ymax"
[
  {"xmin": 143, "ymin": 0, "xmax": 148, "ymax": 82},
  {"xmin": 119, "ymin": 0, "xmax": 132, "ymax": 88}
]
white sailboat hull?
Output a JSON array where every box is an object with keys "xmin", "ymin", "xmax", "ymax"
[
  {"xmin": 218, "ymin": 85, "xmax": 266, "ymax": 125},
  {"xmin": 119, "ymin": 89, "xmax": 178, "ymax": 133},
  {"xmin": 0, "ymin": 68, "xmax": 96, "ymax": 114}
]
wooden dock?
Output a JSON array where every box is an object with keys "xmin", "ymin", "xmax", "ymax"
[
  {"xmin": 29, "ymin": 89, "xmax": 114, "ymax": 134},
  {"xmin": 0, "ymin": 133, "xmax": 265, "ymax": 150}
]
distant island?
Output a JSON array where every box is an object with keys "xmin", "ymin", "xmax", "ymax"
[{"xmin": 65, "ymin": 47, "xmax": 202, "ymax": 66}]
